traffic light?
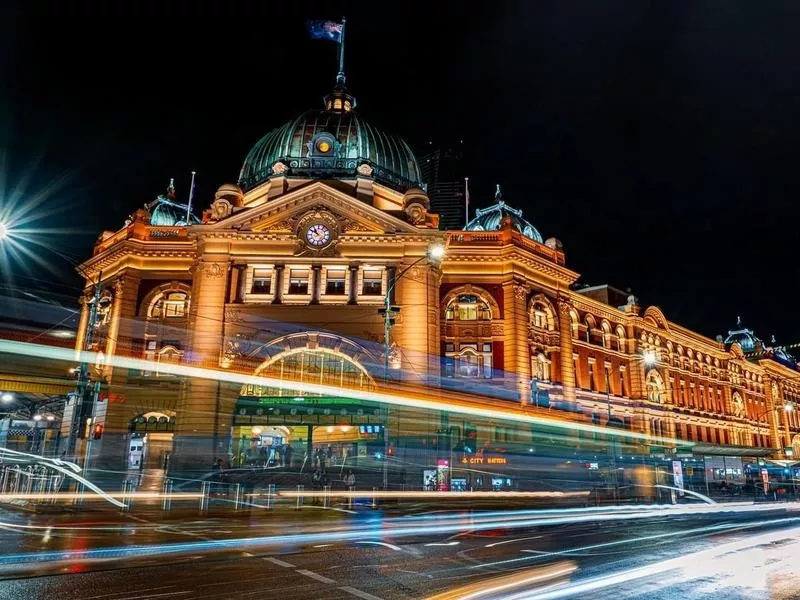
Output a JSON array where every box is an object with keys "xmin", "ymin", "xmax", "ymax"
[{"xmin": 92, "ymin": 423, "xmax": 104, "ymax": 440}]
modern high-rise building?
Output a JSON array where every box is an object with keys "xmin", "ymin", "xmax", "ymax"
[{"xmin": 420, "ymin": 141, "xmax": 467, "ymax": 231}]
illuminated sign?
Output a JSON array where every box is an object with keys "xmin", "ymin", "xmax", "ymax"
[{"xmin": 460, "ymin": 456, "xmax": 508, "ymax": 465}]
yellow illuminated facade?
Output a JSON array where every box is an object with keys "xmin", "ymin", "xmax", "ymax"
[{"xmin": 71, "ymin": 80, "xmax": 800, "ymax": 480}]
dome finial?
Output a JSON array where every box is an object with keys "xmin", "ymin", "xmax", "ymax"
[
  {"xmin": 736, "ymin": 315, "xmax": 742, "ymax": 327},
  {"xmin": 771, "ymin": 333, "xmax": 777, "ymax": 344},
  {"xmin": 495, "ymin": 184, "xmax": 503, "ymax": 206},
  {"xmin": 167, "ymin": 178, "xmax": 176, "ymax": 200}
]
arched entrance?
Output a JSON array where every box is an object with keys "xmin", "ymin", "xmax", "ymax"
[
  {"xmin": 232, "ymin": 333, "xmax": 381, "ymax": 470},
  {"xmin": 128, "ymin": 411, "xmax": 176, "ymax": 469}
]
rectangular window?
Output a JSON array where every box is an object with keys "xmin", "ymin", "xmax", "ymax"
[
  {"xmin": 288, "ymin": 269, "xmax": 309, "ymax": 295},
  {"xmin": 325, "ymin": 269, "xmax": 346, "ymax": 295},
  {"xmin": 250, "ymin": 269, "xmax": 272, "ymax": 295},
  {"xmin": 588, "ymin": 362, "xmax": 596, "ymax": 391},
  {"xmin": 361, "ymin": 269, "xmax": 383, "ymax": 296}
]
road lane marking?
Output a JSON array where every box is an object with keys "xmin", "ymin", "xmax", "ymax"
[
  {"xmin": 355, "ymin": 541, "xmax": 402, "ymax": 551},
  {"xmin": 116, "ymin": 592, "xmax": 192, "ymax": 600},
  {"xmin": 296, "ymin": 568, "xmax": 337, "ymax": 584},
  {"xmin": 339, "ymin": 586, "xmax": 385, "ymax": 600},
  {"xmin": 485, "ymin": 535, "xmax": 542, "ymax": 548},
  {"xmin": 424, "ymin": 541, "xmax": 460, "ymax": 547},
  {"xmin": 264, "ymin": 556, "xmax": 295, "ymax": 568}
]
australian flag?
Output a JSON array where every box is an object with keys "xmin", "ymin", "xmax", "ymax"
[{"xmin": 307, "ymin": 20, "xmax": 343, "ymax": 43}]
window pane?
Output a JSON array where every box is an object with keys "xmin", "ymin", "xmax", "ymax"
[
  {"xmin": 362, "ymin": 270, "xmax": 382, "ymax": 295},
  {"xmin": 325, "ymin": 270, "xmax": 346, "ymax": 295},
  {"xmin": 251, "ymin": 269, "xmax": 272, "ymax": 295},
  {"xmin": 288, "ymin": 269, "xmax": 309, "ymax": 294}
]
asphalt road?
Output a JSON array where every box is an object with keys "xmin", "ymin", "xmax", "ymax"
[{"xmin": 1, "ymin": 502, "xmax": 800, "ymax": 599}]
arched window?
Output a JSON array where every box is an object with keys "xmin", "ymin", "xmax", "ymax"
[
  {"xmin": 616, "ymin": 326, "xmax": 626, "ymax": 351},
  {"xmin": 445, "ymin": 294, "xmax": 492, "ymax": 321},
  {"xmin": 530, "ymin": 298, "xmax": 555, "ymax": 331},
  {"xmin": 534, "ymin": 353, "xmax": 550, "ymax": 381},
  {"xmin": 645, "ymin": 369, "xmax": 665, "ymax": 403},
  {"xmin": 149, "ymin": 291, "xmax": 189, "ymax": 319},
  {"xmin": 570, "ymin": 311, "xmax": 579, "ymax": 339},
  {"xmin": 444, "ymin": 342, "xmax": 493, "ymax": 379}
]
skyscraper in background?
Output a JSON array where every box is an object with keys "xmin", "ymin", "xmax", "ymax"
[{"xmin": 420, "ymin": 140, "xmax": 467, "ymax": 231}]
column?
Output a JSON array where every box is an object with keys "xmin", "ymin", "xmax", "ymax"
[
  {"xmin": 310, "ymin": 265, "xmax": 322, "ymax": 304},
  {"xmin": 764, "ymin": 376, "xmax": 781, "ymax": 451},
  {"xmin": 501, "ymin": 280, "xmax": 530, "ymax": 403},
  {"xmin": 779, "ymin": 384, "xmax": 791, "ymax": 449},
  {"xmin": 173, "ymin": 256, "xmax": 231, "ymax": 471},
  {"xmin": 272, "ymin": 264, "xmax": 284, "ymax": 304},
  {"xmin": 74, "ymin": 294, "xmax": 90, "ymax": 361},
  {"xmin": 395, "ymin": 258, "xmax": 441, "ymax": 379},
  {"xmin": 557, "ymin": 299, "xmax": 576, "ymax": 402},
  {"xmin": 234, "ymin": 264, "xmax": 247, "ymax": 303},
  {"xmin": 92, "ymin": 273, "xmax": 141, "ymax": 471},
  {"xmin": 103, "ymin": 277, "xmax": 126, "ymax": 382},
  {"xmin": 347, "ymin": 264, "xmax": 359, "ymax": 304}
]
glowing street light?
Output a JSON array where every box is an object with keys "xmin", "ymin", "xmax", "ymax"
[
  {"xmin": 32, "ymin": 414, "xmax": 42, "ymax": 422},
  {"xmin": 1, "ymin": 392, "xmax": 13, "ymax": 403},
  {"xmin": 643, "ymin": 351, "xmax": 657, "ymax": 366},
  {"xmin": 0, "ymin": 221, "xmax": 8, "ymax": 242}
]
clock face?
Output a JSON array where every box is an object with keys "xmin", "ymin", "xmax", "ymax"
[{"xmin": 306, "ymin": 223, "xmax": 331, "ymax": 247}]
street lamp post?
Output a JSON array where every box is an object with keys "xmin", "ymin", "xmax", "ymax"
[{"xmin": 379, "ymin": 244, "xmax": 444, "ymax": 489}]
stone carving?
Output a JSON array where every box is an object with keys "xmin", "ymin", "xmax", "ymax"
[
  {"xmin": 272, "ymin": 161, "xmax": 289, "ymax": 175},
  {"xmin": 356, "ymin": 162, "xmax": 374, "ymax": 177},
  {"xmin": 405, "ymin": 202, "xmax": 427, "ymax": 226},
  {"xmin": 491, "ymin": 323, "xmax": 504, "ymax": 336},
  {"xmin": 209, "ymin": 198, "xmax": 233, "ymax": 221},
  {"xmin": 203, "ymin": 262, "xmax": 225, "ymax": 279},
  {"xmin": 513, "ymin": 284, "xmax": 528, "ymax": 300}
]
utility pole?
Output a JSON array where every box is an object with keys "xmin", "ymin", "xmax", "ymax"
[{"xmin": 66, "ymin": 271, "xmax": 103, "ymax": 459}]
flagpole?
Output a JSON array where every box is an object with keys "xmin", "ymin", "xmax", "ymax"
[
  {"xmin": 464, "ymin": 177, "xmax": 470, "ymax": 228},
  {"xmin": 185, "ymin": 171, "xmax": 196, "ymax": 224},
  {"xmin": 337, "ymin": 17, "xmax": 346, "ymax": 83}
]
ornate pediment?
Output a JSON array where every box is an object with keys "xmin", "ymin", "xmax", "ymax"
[{"xmin": 224, "ymin": 183, "xmax": 421, "ymax": 236}]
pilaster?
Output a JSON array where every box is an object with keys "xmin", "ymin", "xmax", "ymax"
[{"xmin": 557, "ymin": 299, "xmax": 575, "ymax": 402}]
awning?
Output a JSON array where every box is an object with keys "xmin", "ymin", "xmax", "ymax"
[{"xmin": 677, "ymin": 443, "xmax": 775, "ymax": 457}]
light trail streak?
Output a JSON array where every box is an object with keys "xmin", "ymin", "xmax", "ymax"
[
  {"xmin": 277, "ymin": 490, "xmax": 590, "ymax": 499},
  {"xmin": 478, "ymin": 516, "xmax": 800, "ymax": 569},
  {"xmin": 0, "ymin": 447, "xmax": 125, "ymax": 509},
  {"xmin": 530, "ymin": 524, "xmax": 800, "ymax": 599},
  {"xmin": 654, "ymin": 484, "xmax": 716, "ymax": 504},
  {"xmin": 0, "ymin": 339, "xmax": 675, "ymax": 445},
  {"xmin": 0, "ymin": 501, "xmax": 796, "ymax": 569},
  {"xmin": 425, "ymin": 562, "xmax": 578, "ymax": 600},
  {"xmin": 0, "ymin": 491, "xmax": 203, "ymax": 502}
]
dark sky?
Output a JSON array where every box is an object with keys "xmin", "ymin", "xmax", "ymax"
[{"xmin": 3, "ymin": 1, "xmax": 800, "ymax": 344}]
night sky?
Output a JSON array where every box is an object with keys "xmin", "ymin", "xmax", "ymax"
[{"xmin": 3, "ymin": 2, "xmax": 799, "ymax": 344}]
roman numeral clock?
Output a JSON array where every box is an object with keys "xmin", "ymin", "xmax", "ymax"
[{"xmin": 296, "ymin": 210, "xmax": 340, "ymax": 255}]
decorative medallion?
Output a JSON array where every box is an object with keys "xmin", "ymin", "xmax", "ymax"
[
  {"xmin": 209, "ymin": 198, "xmax": 233, "ymax": 221},
  {"xmin": 203, "ymin": 262, "xmax": 225, "ymax": 279},
  {"xmin": 356, "ymin": 162, "xmax": 374, "ymax": 177},
  {"xmin": 405, "ymin": 202, "xmax": 427, "ymax": 225},
  {"xmin": 272, "ymin": 161, "xmax": 289, "ymax": 175},
  {"xmin": 732, "ymin": 393, "xmax": 745, "ymax": 418}
]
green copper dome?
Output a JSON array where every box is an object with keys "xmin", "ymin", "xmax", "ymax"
[
  {"xmin": 238, "ymin": 92, "xmax": 422, "ymax": 193},
  {"xmin": 465, "ymin": 185, "xmax": 543, "ymax": 243}
]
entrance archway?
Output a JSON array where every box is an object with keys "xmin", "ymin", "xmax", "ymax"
[{"xmin": 233, "ymin": 333, "xmax": 381, "ymax": 470}]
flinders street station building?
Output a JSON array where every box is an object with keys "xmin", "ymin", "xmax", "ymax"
[{"xmin": 67, "ymin": 72, "xmax": 800, "ymax": 494}]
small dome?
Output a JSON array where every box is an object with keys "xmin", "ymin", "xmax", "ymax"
[
  {"xmin": 150, "ymin": 198, "xmax": 201, "ymax": 226},
  {"xmin": 465, "ymin": 185, "xmax": 543, "ymax": 242},
  {"xmin": 215, "ymin": 183, "xmax": 244, "ymax": 207},
  {"xmin": 238, "ymin": 101, "xmax": 422, "ymax": 194},
  {"xmin": 723, "ymin": 316, "xmax": 760, "ymax": 353},
  {"xmin": 146, "ymin": 179, "xmax": 200, "ymax": 227}
]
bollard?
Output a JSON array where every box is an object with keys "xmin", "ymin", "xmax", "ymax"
[
  {"xmin": 161, "ymin": 479, "xmax": 173, "ymax": 511},
  {"xmin": 233, "ymin": 483, "xmax": 242, "ymax": 511},
  {"xmin": 265, "ymin": 484, "xmax": 275, "ymax": 510},
  {"xmin": 295, "ymin": 484, "xmax": 304, "ymax": 510},
  {"xmin": 348, "ymin": 486, "xmax": 354, "ymax": 509},
  {"xmin": 322, "ymin": 485, "xmax": 330, "ymax": 509},
  {"xmin": 200, "ymin": 481, "xmax": 210, "ymax": 511},
  {"xmin": 120, "ymin": 480, "xmax": 130, "ymax": 512},
  {"xmin": 372, "ymin": 486, "xmax": 377, "ymax": 509},
  {"xmin": 0, "ymin": 466, "xmax": 8, "ymax": 493}
]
